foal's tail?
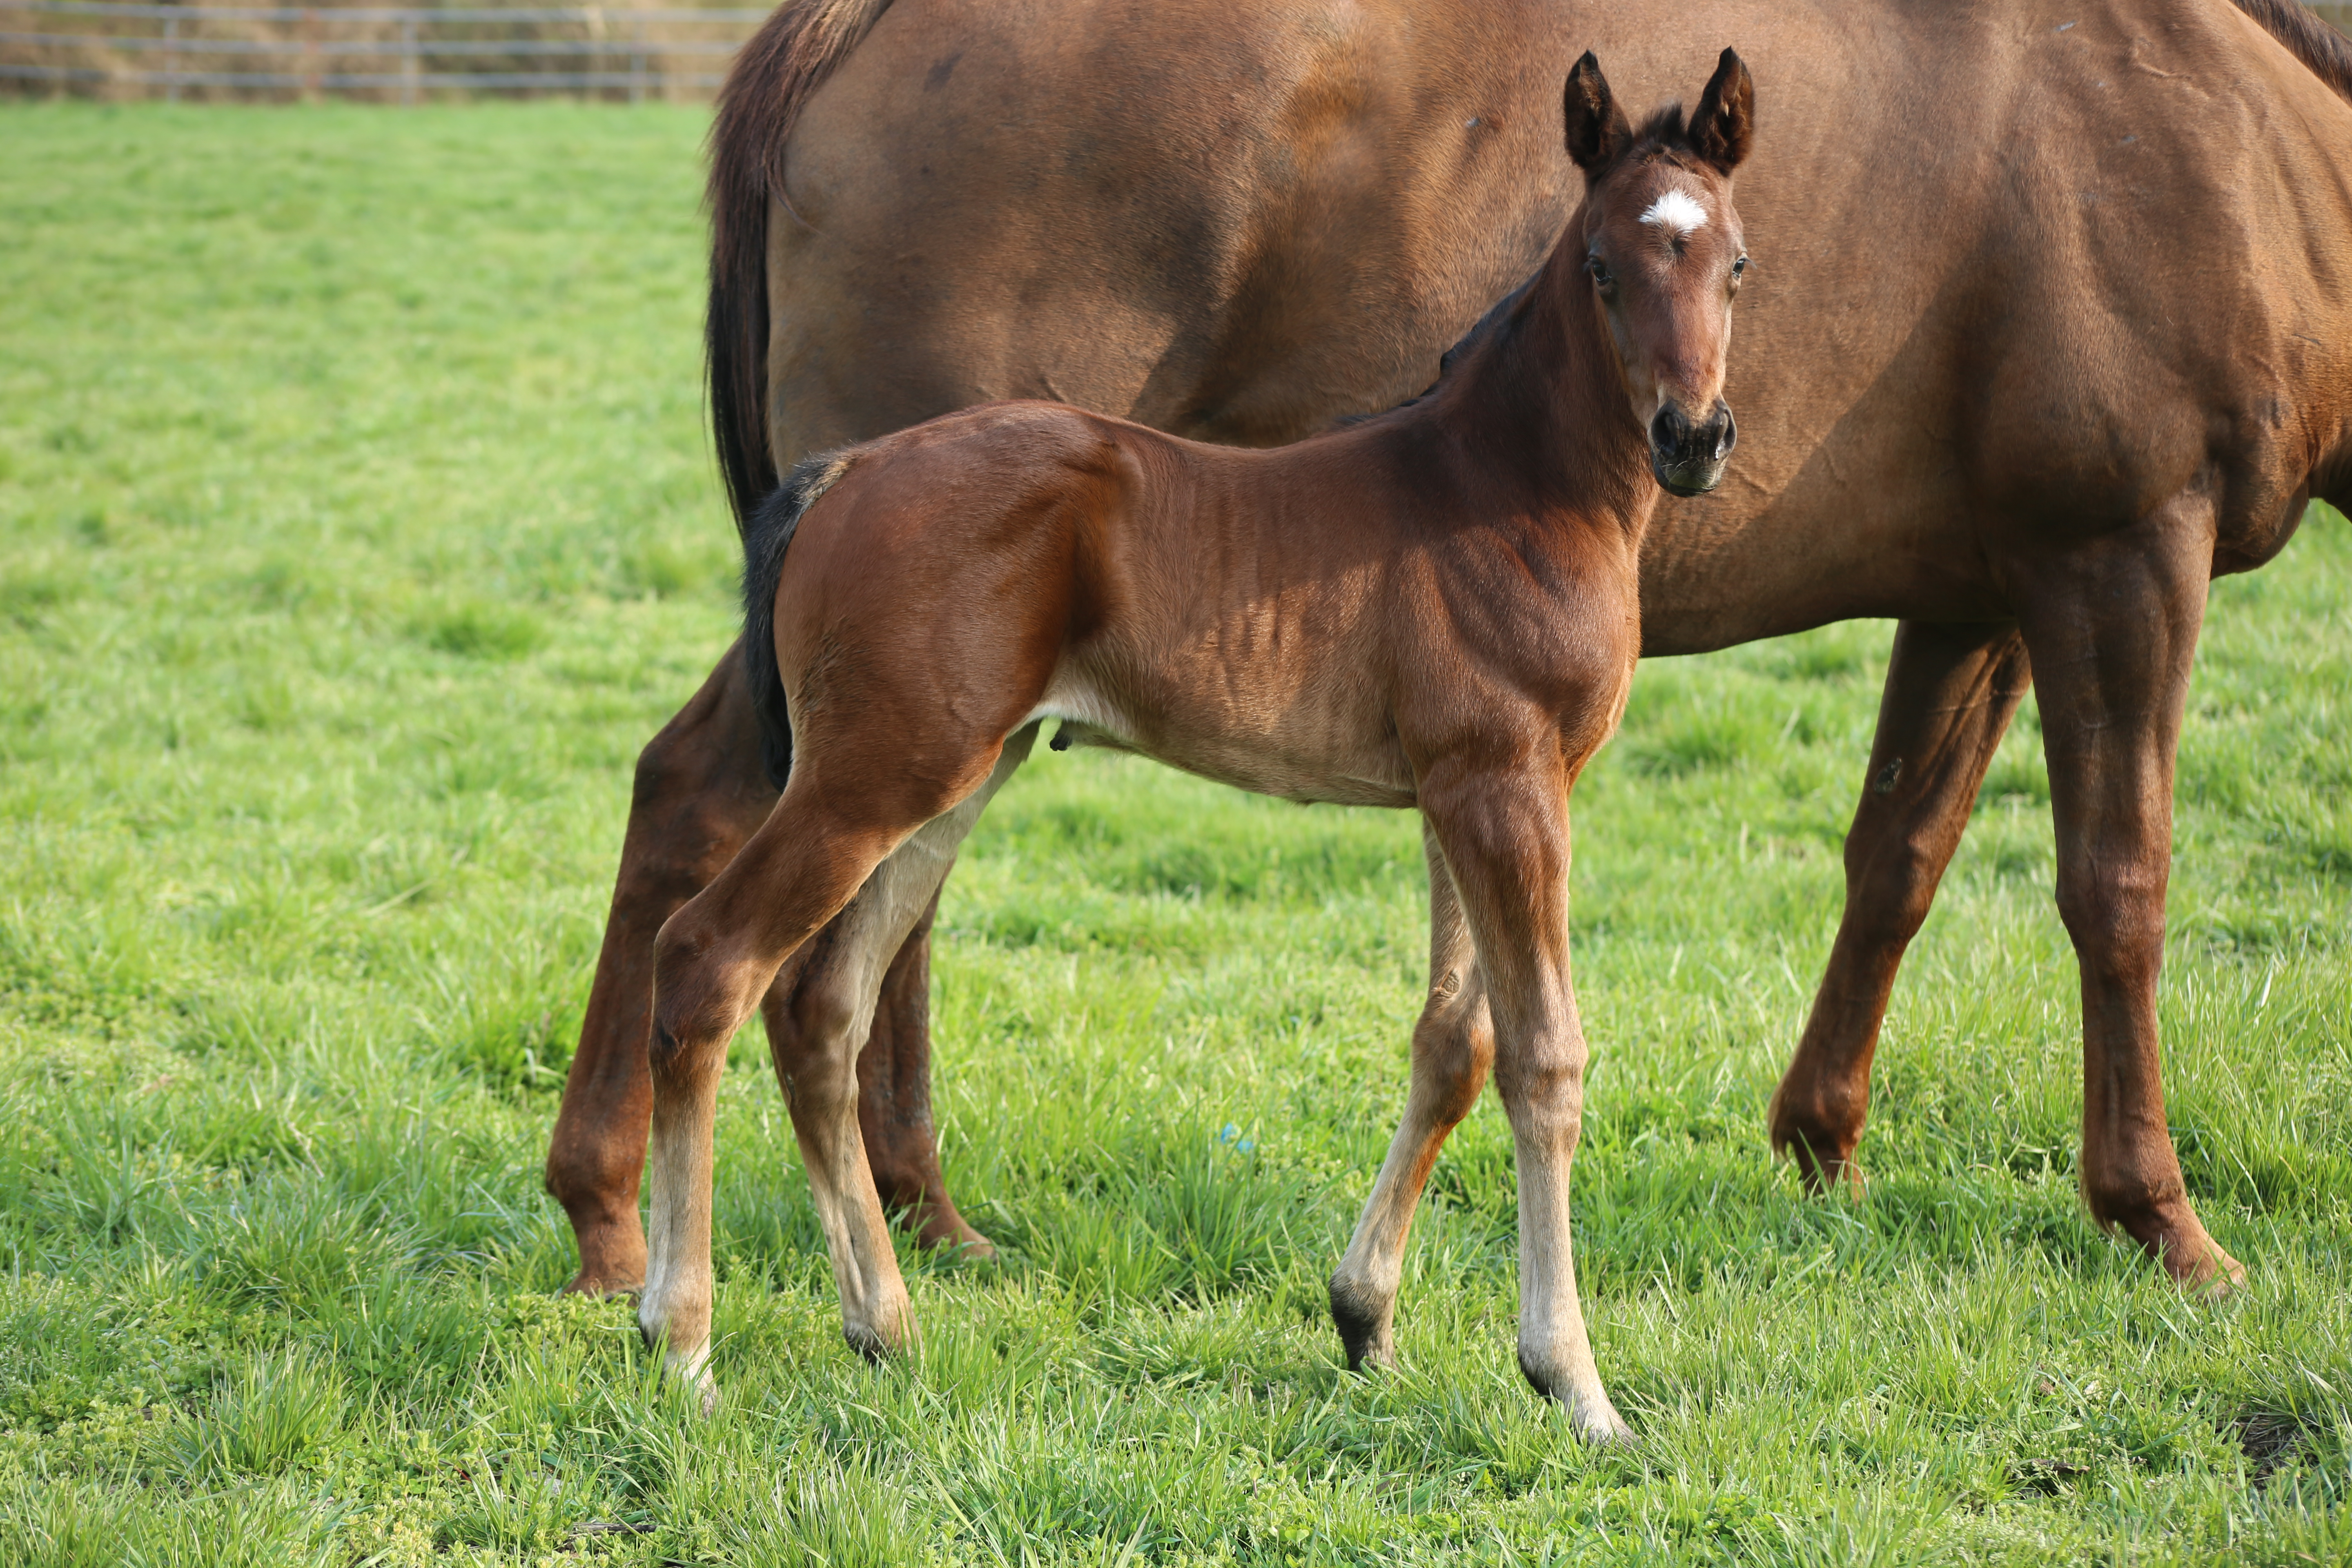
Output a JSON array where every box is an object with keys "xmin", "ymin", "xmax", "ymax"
[
  {"xmin": 741, "ymin": 452, "xmax": 857, "ymax": 789},
  {"xmin": 707, "ymin": 0, "xmax": 897, "ymax": 532}
]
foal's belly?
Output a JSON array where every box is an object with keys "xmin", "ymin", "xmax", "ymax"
[{"xmin": 1027, "ymin": 664, "xmax": 1418, "ymax": 810}]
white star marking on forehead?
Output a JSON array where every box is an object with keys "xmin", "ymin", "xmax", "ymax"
[{"xmin": 1638, "ymin": 189, "xmax": 1708, "ymax": 238}]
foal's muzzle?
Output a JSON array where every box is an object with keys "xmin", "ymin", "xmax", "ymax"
[{"xmin": 1649, "ymin": 399, "xmax": 1737, "ymax": 497}]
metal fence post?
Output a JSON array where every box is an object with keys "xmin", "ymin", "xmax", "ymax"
[
  {"xmin": 162, "ymin": 13, "xmax": 180, "ymax": 102},
  {"xmin": 400, "ymin": 15, "xmax": 418, "ymax": 105}
]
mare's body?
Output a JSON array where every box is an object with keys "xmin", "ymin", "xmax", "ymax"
[
  {"xmin": 550, "ymin": 0, "xmax": 2352, "ymax": 1297},
  {"xmin": 636, "ymin": 58, "xmax": 1756, "ymax": 1438}
]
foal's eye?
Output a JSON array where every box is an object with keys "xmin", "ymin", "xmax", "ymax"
[
  {"xmin": 1731, "ymin": 256, "xmax": 1749, "ymax": 279},
  {"xmin": 1585, "ymin": 256, "xmax": 1614, "ymax": 288}
]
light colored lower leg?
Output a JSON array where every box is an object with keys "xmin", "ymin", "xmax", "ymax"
[
  {"xmin": 636, "ymin": 747, "xmax": 999, "ymax": 1397},
  {"xmin": 1506, "ymin": 1058, "xmax": 1628, "ymax": 1443},
  {"xmin": 1331, "ymin": 836, "xmax": 1490, "ymax": 1368},
  {"xmin": 1423, "ymin": 779, "xmax": 1629, "ymax": 1441},
  {"xmin": 641, "ymin": 1069, "xmax": 722, "ymax": 1407},
  {"xmin": 781, "ymin": 728, "xmax": 1037, "ymax": 1356}
]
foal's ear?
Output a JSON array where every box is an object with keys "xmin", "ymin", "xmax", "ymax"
[
  {"xmin": 1688, "ymin": 47, "xmax": 1755, "ymax": 174},
  {"xmin": 1563, "ymin": 51, "xmax": 1631, "ymax": 174}
]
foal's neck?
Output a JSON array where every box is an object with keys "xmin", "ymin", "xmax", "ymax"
[{"xmin": 1422, "ymin": 225, "xmax": 1658, "ymax": 534}]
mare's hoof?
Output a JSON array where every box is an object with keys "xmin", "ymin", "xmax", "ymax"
[
  {"xmin": 2098, "ymin": 1198, "xmax": 2245, "ymax": 1298},
  {"xmin": 935, "ymin": 1231, "xmax": 999, "ymax": 1265},
  {"xmin": 1764, "ymin": 1085, "xmax": 1868, "ymax": 1196},
  {"xmin": 560, "ymin": 1225, "xmax": 648, "ymax": 1298},
  {"xmin": 560, "ymin": 1269, "xmax": 644, "ymax": 1299},
  {"xmin": 2171, "ymin": 1240, "xmax": 2248, "ymax": 1300},
  {"xmin": 1766, "ymin": 1121, "xmax": 1865, "ymax": 1196},
  {"xmin": 910, "ymin": 1208, "xmax": 998, "ymax": 1262}
]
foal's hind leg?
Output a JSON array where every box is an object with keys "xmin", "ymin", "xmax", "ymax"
[
  {"xmin": 761, "ymin": 730, "xmax": 1036, "ymax": 1358},
  {"xmin": 637, "ymin": 731, "xmax": 1023, "ymax": 1397},
  {"xmin": 1330, "ymin": 827, "xmax": 1494, "ymax": 1371}
]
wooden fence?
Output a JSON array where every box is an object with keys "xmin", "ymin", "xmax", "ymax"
[
  {"xmin": 4, "ymin": 1, "xmax": 2349, "ymax": 104},
  {"xmin": 0, "ymin": 0, "xmax": 771, "ymax": 101}
]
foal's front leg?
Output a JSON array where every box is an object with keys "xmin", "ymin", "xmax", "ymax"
[
  {"xmin": 1424, "ymin": 769, "xmax": 1629, "ymax": 1442},
  {"xmin": 1330, "ymin": 827, "xmax": 1494, "ymax": 1370}
]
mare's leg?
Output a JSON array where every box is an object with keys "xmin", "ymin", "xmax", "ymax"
[
  {"xmin": 1328, "ymin": 827, "xmax": 1494, "ymax": 1371},
  {"xmin": 1768, "ymin": 620, "xmax": 2032, "ymax": 1189},
  {"xmin": 545, "ymin": 644, "xmax": 971, "ymax": 1293},
  {"xmin": 759, "ymin": 731, "xmax": 1035, "ymax": 1358},
  {"xmin": 1423, "ymin": 770, "xmax": 1628, "ymax": 1442},
  {"xmin": 548, "ymin": 651, "xmax": 773, "ymax": 1294},
  {"xmin": 2016, "ymin": 517, "xmax": 2241, "ymax": 1289},
  {"xmin": 637, "ymin": 724, "xmax": 1022, "ymax": 1396},
  {"xmin": 850, "ymin": 888, "xmax": 990, "ymax": 1254}
]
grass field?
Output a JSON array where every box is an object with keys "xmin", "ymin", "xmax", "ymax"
[{"xmin": 2, "ymin": 102, "xmax": 2349, "ymax": 1566}]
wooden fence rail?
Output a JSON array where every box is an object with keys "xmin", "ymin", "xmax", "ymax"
[
  {"xmin": 6, "ymin": 1, "xmax": 2349, "ymax": 104},
  {"xmin": 0, "ymin": 0, "xmax": 773, "ymax": 101}
]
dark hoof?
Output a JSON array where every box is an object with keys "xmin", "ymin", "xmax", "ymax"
[{"xmin": 1328, "ymin": 1278, "xmax": 1394, "ymax": 1372}]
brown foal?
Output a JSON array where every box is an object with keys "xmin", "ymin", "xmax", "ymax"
[{"xmin": 636, "ymin": 51, "xmax": 1754, "ymax": 1437}]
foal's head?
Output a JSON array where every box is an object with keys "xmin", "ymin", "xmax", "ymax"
[{"xmin": 1564, "ymin": 49, "xmax": 1753, "ymax": 497}]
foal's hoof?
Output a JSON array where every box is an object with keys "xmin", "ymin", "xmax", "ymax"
[
  {"xmin": 1572, "ymin": 1404, "xmax": 1636, "ymax": 1446},
  {"xmin": 1519, "ymin": 1355, "xmax": 1634, "ymax": 1444},
  {"xmin": 1327, "ymin": 1278, "xmax": 1396, "ymax": 1372}
]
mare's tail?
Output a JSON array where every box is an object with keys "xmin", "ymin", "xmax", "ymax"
[
  {"xmin": 741, "ymin": 453, "xmax": 857, "ymax": 789},
  {"xmin": 707, "ymin": 0, "xmax": 896, "ymax": 532}
]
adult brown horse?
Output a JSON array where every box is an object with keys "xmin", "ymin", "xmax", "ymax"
[
  {"xmin": 638, "ymin": 52, "xmax": 1756, "ymax": 1437},
  {"xmin": 548, "ymin": 0, "xmax": 2352, "ymax": 1300}
]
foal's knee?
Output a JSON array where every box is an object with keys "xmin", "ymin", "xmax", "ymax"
[
  {"xmin": 770, "ymin": 963, "xmax": 865, "ymax": 1114},
  {"xmin": 1494, "ymin": 1039, "xmax": 1589, "ymax": 1149},
  {"xmin": 1410, "ymin": 978, "xmax": 1493, "ymax": 1126},
  {"xmin": 648, "ymin": 917, "xmax": 747, "ymax": 1089}
]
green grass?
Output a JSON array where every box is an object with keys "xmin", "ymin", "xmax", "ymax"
[{"xmin": 1, "ymin": 102, "xmax": 2348, "ymax": 1566}]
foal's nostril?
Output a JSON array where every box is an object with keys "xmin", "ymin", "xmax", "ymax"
[
  {"xmin": 1649, "ymin": 403, "xmax": 1691, "ymax": 455},
  {"xmin": 1650, "ymin": 398, "xmax": 1733, "ymax": 497},
  {"xmin": 1707, "ymin": 400, "xmax": 1737, "ymax": 461}
]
